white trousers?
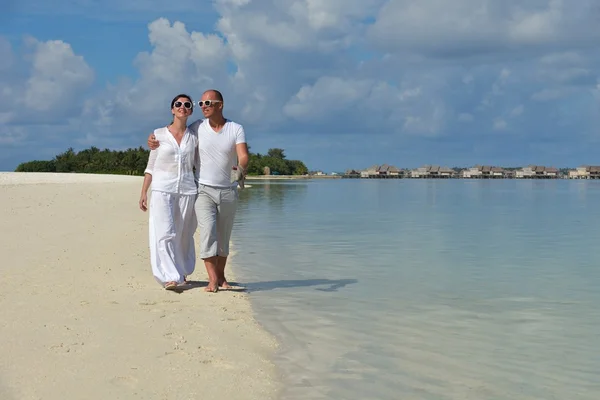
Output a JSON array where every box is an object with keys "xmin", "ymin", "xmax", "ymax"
[{"xmin": 149, "ymin": 191, "xmax": 197, "ymax": 285}]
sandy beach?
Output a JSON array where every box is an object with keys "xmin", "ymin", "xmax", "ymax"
[{"xmin": 0, "ymin": 172, "xmax": 280, "ymax": 400}]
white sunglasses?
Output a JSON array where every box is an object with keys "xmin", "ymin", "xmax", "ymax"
[
  {"xmin": 198, "ymin": 100, "xmax": 222, "ymax": 107},
  {"xmin": 173, "ymin": 101, "xmax": 193, "ymax": 109}
]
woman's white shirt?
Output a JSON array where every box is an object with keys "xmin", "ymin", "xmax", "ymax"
[{"xmin": 144, "ymin": 126, "xmax": 199, "ymax": 195}]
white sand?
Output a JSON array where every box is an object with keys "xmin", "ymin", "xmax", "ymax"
[{"xmin": 0, "ymin": 172, "xmax": 280, "ymax": 400}]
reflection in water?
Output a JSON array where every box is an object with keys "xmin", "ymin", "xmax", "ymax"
[
  {"xmin": 238, "ymin": 181, "xmax": 309, "ymax": 213},
  {"xmin": 245, "ymin": 278, "xmax": 357, "ymax": 292},
  {"xmin": 230, "ymin": 179, "xmax": 600, "ymax": 400}
]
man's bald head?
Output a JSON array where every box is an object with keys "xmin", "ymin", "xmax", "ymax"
[{"xmin": 203, "ymin": 89, "xmax": 223, "ymax": 102}]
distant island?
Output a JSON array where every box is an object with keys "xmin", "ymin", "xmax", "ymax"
[
  {"xmin": 14, "ymin": 146, "xmax": 309, "ymax": 177},
  {"xmin": 14, "ymin": 149, "xmax": 599, "ymax": 180}
]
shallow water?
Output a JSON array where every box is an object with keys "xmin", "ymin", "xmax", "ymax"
[{"xmin": 232, "ymin": 179, "xmax": 600, "ymax": 399}]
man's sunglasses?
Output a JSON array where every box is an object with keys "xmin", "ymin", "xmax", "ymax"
[
  {"xmin": 198, "ymin": 100, "xmax": 222, "ymax": 107},
  {"xmin": 174, "ymin": 101, "xmax": 193, "ymax": 109}
]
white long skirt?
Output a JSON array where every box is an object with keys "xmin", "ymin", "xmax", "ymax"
[{"xmin": 148, "ymin": 191, "xmax": 197, "ymax": 285}]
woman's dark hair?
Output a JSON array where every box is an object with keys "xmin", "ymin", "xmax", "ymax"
[{"xmin": 170, "ymin": 93, "xmax": 193, "ymax": 109}]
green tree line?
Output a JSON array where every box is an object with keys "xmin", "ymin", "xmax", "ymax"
[
  {"xmin": 15, "ymin": 146, "xmax": 308, "ymax": 176},
  {"xmin": 245, "ymin": 147, "xmax": 308, "ymax": 176},
  {"xmin": 15, "ymin": 147, "xmax": 149, "ymax": 175}
]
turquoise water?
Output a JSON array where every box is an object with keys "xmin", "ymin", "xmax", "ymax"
[{"xmin": 232, "ymin": 179, "xmax": 600, "ymax": 400}]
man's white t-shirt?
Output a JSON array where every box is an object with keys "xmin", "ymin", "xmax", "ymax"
[{"xmin": 189, "ymin": 118, "xmax": 246, "ymax": 188}]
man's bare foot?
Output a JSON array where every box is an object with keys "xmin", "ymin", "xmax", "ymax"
[
  {"xmin": 219, "ymin": 279, "xmax": 232, "ymax": 289},
  {"xmin": 204, "ymin": 282, "xmax": 219, "ymax": 292}
]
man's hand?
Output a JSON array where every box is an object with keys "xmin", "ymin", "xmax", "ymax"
[
  {"xmin": 232, "ymin": 166, "xmax": 246, "ymax": 189},
  {"xmin": 232, "ymin": 165, "xmax": 247, "ymax": 179},
  {"xmin": 237, "ymin": 165, "xmax": 247, "ymax": 177},
  {"xmin": 148, "ymin": 133, "xmax": 159, "ymax": 150}
]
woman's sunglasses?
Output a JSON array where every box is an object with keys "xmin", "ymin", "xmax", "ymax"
[
  {"xmin": 174, "ymin": 101, "xmax": 193, "ymax": 109},
  {"xmin": 198, "ymin": 100, "xmax": 222, "ymax": 107}
]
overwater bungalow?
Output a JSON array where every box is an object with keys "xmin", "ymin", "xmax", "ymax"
[
  {"xmin": 515, "ymin": 165, "xmax": 559, "ymax": 179},
  {"xmin": 568, "ymin": 165, "xmax": 600, "ymax": 179},
  {"xmin": 355, "ymin": 164, "xmax": 404, "ymax": 179},
  {"xmin": 410, "ymin": 165, "xmax": 457, "ymax": 178},
  {"xmin": 461, "ymin": 165, "xmax": 508, "ymax": 179},
  {"xmin": 344, "ymin": 169, "xmax": 361, "ymax": 178}
]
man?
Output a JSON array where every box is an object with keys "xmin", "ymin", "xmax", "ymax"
[{"xmin": 147, "ymin": 89, "xmax": 249, "ymax": 292}]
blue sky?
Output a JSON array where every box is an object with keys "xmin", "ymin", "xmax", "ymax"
[{"xmin": 1, "ymin": 0, "xmax": 600, "ymax": 172}]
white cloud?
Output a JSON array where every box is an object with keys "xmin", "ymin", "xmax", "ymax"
[
  {"xmin": 214, "ymin": 0, "xmax": 369, "ymax": 53},
  {"xmin": 23, "ymin": 38, "xmax": 94, "ymax": 113},
  {"xmin": 83, "ymin": 18, "xmax": 230, "ymax": 135},
  {"xmin": 283, "ymin": 77, "xmax": 373, "ymax": 119},
  {"xmin": 283, "ymin": 76, "xmax": 444, "ymax": 135},
  {"xmin": 294, "ymin": 0, "xmax": 384, "ymax": 33},
  {"xmin": 0, "ymin": 35, "xmax": 94, "ymax": 140},
  {"xmin": 508, "ymin": 0, "xmax": 563, "ymax": 44},
  {"xmin": 535, "ymin": 50, "xmax": 596, "ymax": 86},
  {"xmin": 367, "ymin": 0, "xmax": 600, "ymax": 58},
  {"xmin": 510, "ymin": 105, "xmax": 524, "ymax": 117},
  {"xmin": 494, "ymin": 118, "xmax": 508, "ymax": 131}
]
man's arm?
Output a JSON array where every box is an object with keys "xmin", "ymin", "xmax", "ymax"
[
  {"xmin": 236, "ymin": 143, "xmax": 249, "ymax": 175},
  {"xmin": 235, "ymin": 124, "xmax": 249, "ymax": 175}
]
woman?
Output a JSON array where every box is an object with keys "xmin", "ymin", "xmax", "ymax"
[{"xmin": 139, "ymin": 94, "xmax": 199, "ymax": 290}]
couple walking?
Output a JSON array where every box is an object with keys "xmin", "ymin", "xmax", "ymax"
[{"xmin": 138, "ymin": 89, "xmax": 249, "ymax": 292}]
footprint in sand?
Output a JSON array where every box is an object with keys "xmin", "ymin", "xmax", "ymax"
[
  {"xmin": 212, "ymin": 358, "xmax": 235, "ymax": 370},
  {"xmin": 49, "ymin": 342, "xmax": 84, "ymax": 353},
  {"xmin": 110, "ymin": 375, "xmax": 138, "ymax": 389},
  {"xmin": 173, "ymin": 336, "xmax": 188, "ymax": 350},
  {"xmin": 139, "ymin": 301, "xmax": 164, "ymax": 313},
  {"xmin": 196, "ymin": 344, "xmax": 217, "ymax": 353},
  {"xmin": 49, "ymin": 343, "xmax": 66, "ymax": 352}
]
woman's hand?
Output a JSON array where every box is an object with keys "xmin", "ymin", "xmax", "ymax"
[{"xmin": 139, "ymin": 193, "xmax": 148, "ymax": 211}]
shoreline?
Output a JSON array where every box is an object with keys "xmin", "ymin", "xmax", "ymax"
[
  {"xmin": 0, "ymin": 172, "xmax": 281, "ymax": 400},
  {"xmin": 245, "ymin": 175, "xmax": 341, "ymax": 180}
]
